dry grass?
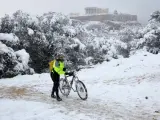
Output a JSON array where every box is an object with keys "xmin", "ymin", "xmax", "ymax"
[
  {"xmin": 0, "ymin": 86, "xmax": 35, "ymax": 99},
  {"xmin": 0, "ymin": 85, "xmax": 50, "ymax": 103}
]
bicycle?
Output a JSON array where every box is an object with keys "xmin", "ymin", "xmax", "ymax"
[{"xmin": 59, "ymin": 70, "xmax": 88, "ymax": 100}]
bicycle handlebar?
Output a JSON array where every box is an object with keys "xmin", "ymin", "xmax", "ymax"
[{"xmin": 64, "ymin": 66, "xmax": 83, "ymax": 77}]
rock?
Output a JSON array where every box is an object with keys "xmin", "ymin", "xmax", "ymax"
[
  {"xmin": 155, "ymin": 111, "xmax": 160, "ymax": 113},
  {"xmin": 145, "ymin": 96, "xmax": 148, "ymax": 99}
]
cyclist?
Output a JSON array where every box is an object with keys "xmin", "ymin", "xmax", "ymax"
[{"xmin": 49, "ymin": 53, "xmax": 73, "ymax": 101}]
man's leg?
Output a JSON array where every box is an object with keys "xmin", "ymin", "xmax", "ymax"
[
  {"xmin": 50, "ymin": 72, "xmax": 56, "ymax": 98},
  {"xmin": 54, "ymin": 74, "xmax": 62, "ymax": 101}
]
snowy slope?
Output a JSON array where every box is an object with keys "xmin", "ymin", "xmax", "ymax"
[{"xmin": 0, "ymin": 50, "xmax": 160, "ymax": 120}]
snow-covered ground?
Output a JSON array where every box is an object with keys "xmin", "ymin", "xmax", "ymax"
[{"xmin": 0, "ymin": 50, "xmax": 160, "ymax": 120}]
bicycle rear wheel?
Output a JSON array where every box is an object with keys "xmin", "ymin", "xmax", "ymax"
[
  {"xmin": 76, "ymin": 80, "xmax": 88, "ymax": 100},
  {"xmin": 59, "ymin": 78, "xmax": 70, "ymax": 96}
]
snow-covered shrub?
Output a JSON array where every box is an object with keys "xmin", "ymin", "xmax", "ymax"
[
  {"xmin": 117, "ymin": 28, "xmax": 136, "ymax": 57},
  {"xmin": 150, "ymin": 11, "xmax": 160, "ymax": 22},
  {"xmin": 0, "ymin": 33, "xmax": 20, "ymax": 51},
  {"xmin": 14, "ymin": 49, "xmax": 34, "ymax": 75},
  {"xmin": 85, "ymin": 21, "xmax": 103, "ymax": 30},
  {"xmin": 0, "ymin": 10, "xmax": 143, "ymax": 78},
  {"xmin": 85, "ymin": 45, "xmax": 105, "ymax": 64},
  {"xmin": 103, "ymin": 21, "xmax": 121, "ymax": 30},
  {"xmin": 0, "ymin": 15, "xmax": 14, "ymax": 33},
  {"xmin": 0, "ymin": 42, "xmax": 34, "ymax": 78},
  {"xmin": 137, "ymin": 11, "xmax": 160, "ymax": 54}
]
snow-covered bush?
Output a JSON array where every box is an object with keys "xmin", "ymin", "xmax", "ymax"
[
  {"xmin": 137, "ymin": 11, "xmax": 160, "ymax": 54},
  {"xmin": 0, "ymin": 15, "xmax": 14, "ymax": 33},
  {"xmin": 103, "ymin": 21, "xmax": 121, "ymax": 30},
  {"xmin": 116, "ymin": 28, "xmax": 136, "ymax": 57},
  {"xmin": 0, "ymin": 10, "xmax": 143, "ymax": 78},
  {"xmin": 0, "ymin": 42, "xmax": 34, "ymax": 78},
  {"xmin": 150, "ymin": 11, "xmax": 160, "ymax": 22},
  {"xmin": 84, "ymin": 21, "xmax": 109, "ymax": 37}
]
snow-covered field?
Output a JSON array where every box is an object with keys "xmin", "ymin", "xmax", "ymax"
[{"xmin": 0, "ymin": 50, "xmax": 160, "ymax": 120}]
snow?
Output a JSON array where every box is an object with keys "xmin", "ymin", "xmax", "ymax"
[
  {"xmin": 27, "ymin": 28, "xmax": 34, "ymax": 35},
  {"xmin": 73, "ymin": 38, "xmax": 85, "ymax": 49},
  {"xmin": 0, "ymin": 33, "xmax": 19, "ymax": 42},
  {"xmin": 0, "ymin": 50, "xmax": 160, "ymax": 120},
  {"xmin": 14, "ymin": 49, "xmax": 33, "ymax": 73},
  {"xmin": 85, "ymin": 57, "xmax": 93, "ymax": 64},
  {"xmin": 0, "ymin": 41, "xmax": 12, "ymax": 54},
  {"xmin": 15, "ymin": 49, "xmax": 30, "ymax": 66},
  {"xmin": 0, "ymin": 41, "xmax": 34, "ymax": 75},
  {"xmin": 49, "ymin": 13, "xmax": 69, "ymax": 25},
  {"xmin": 78, "ymin": 50, "xmax": 160, "ymax": 81},
  {"xmin": 0, "ymin": 99, "xmax": 76, "ymax": 120},
  {"xmin": 144, "ymin": 31, "xmax": 157, "ymax": 41},
  {"xmin": 0, "ymin": 42, "xmax": 18, "ymax": 63},
  {"xmin": 63, "ymin": 26, "xmax": 76, "ymax": 36}
]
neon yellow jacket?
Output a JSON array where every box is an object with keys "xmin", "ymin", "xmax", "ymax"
[{"xmin": 52, "ymin": 60, "xmax": 65, "ymax": 75}]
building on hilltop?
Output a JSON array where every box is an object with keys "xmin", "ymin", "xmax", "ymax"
[
  {"xmin": 69, "ymin": 7, "xmax": 137, "ymax": 22},
  {"xmin": 85, "ymin": 7, "xmax": 109, "ymax": 15}
]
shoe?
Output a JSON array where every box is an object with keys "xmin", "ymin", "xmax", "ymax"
[
  {"xmin": 51, "ymin": 94, "xmax": 56, "ymax": 98},
  {"xmin": 57, "ymin": 97, "xmax": 62, "ymax": 101}
]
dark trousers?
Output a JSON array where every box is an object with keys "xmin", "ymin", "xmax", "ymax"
[{"xmin": 50, "ymin": 71, "xmax": 60, "ymax": 97}]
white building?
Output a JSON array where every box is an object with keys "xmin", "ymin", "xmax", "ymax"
[
  {"xmin": 70, "ymin": 7, "xmax": 137, "ymax": 22},
  {"xmin": 85, "ymin": 7, "xmax": 109, "ymax": 15}
]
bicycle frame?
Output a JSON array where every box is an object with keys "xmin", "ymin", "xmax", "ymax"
[
  {"xmin": 60, "ymin": 71, "xmax": 88, "ymax": 100},
  {"xmin": 65, "ymin": 73, "xmax": 79, "ymax": 92}
]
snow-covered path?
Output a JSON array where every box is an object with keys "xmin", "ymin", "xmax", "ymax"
[
  {"xmin": 0, "ymin": 74, "xmax": 160, "ymax": 120},
  {"xmin": 1, "ymin": 51, "xmax": 160, "ymax": 120}
]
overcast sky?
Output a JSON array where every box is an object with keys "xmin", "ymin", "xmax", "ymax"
[{"xmin": 0, "ymin": 0, "xmax": 160, "ymax": 24}]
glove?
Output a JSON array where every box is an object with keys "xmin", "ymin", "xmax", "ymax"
[
  {"xmin": 65, "ymin": 72, "xmax": 69, "ymax": 75},
  {"xmin": 68, "ymin": 72, "xmax": 74, "ymax": 76},
  {"xmin": 65, "ymin": 72, "xmax": 73, "ymax": 76},
  {"xmin": 63, "ymin": 68, "xmax": 66, "ymax": 71}
]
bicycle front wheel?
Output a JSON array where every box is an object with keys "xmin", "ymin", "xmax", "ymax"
[
  {"xmin": 76, "ymin": 80, "xmax": 88, "ymax": 100},
  {"xmin": 59, "ymin": 78, "xmax": 70, "ymax": 96}
]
